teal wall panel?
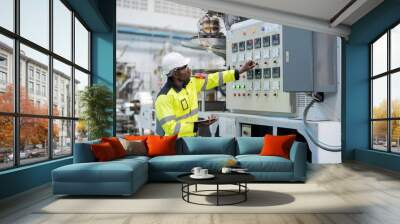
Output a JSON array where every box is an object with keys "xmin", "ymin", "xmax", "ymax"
[
  {"xmin": 0, "ymin": 158, "xmax": 72, "ymax": 199},
  {"xmin": 344, "ymin": 0, "xmax": 400, "ymax": 171},
  {"xmin": 91, "ymin": 31, "xmax": 116, "ymax": 135},
  {"xmin": 65, "ymin": 0, "xmax": 110, "ymax": 32},
  {"xmin": 91, "ymin": 0, "xmax": 116, "ymax": 135},
  {"xmin": 343, "ymin": 44, "xmax": 369, "ymax": 159},
  {"xmin": 355, "ymin": 149, "xmax": 400, "ymax": 172}
]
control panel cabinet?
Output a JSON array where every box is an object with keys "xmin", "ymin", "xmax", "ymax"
[
  {"xmin": 226, "ymin": 20, "xmax": 298, "ymax": 115},
  {"xmin": 226, "ymin": 20, "xmax": 337, "ymax": 115},
  {"xmin": 282, "ymin": 31, "xmax": 338, "ymax": 93}
]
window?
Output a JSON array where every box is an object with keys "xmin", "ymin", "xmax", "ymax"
[
  {"xmin": 54, "ymin": 89, "xmax": 58, "ymax": 104},
  {"xmin": 53, "ymin": 59, "xmax": 72, "ymax": 117},
  {"xmin": 0, "ymin": 0, "xmax": 91, "ymax": 170},
  {"xmin": 370, "ymin": 22, "xmax": 400, "ymax": 154},
  {"xmin": 0, "ymin": 116, "xmax": 13, "ymax": 170},
  {"xmin": 0, "ymin": 35, "xmax": 13, "ymax": 112},
  {"xmin": 53, "ymin": 119, "xmax": 72, "ymax": 158},
  {"xmin": 0, "ymin": 53, "xmax": 7, "ymax": 86},
  {"xmin": 0, "ymin": 70, "xmax": 7, "ymax": 93},
  {"xmin": 28, "ymin": 67, "xmax": 34, "ymax": 80},
  {"xmin": 74, "ymin": 18, "xmax": 89, "ymax": 70},
  {"xmin": 74, "ymin": 69, "xmax": 89, "ymax": 118},
  {"xmin": 20, "ymin": 117, "xmax": 49, "ymax": 165},
  {"xmin": 0, "ymin": 55, "xmax": 7, "ymax": 67},
  {"xmin": 20, "ymin": 0, "xmax": 49, "ymax": 49},
  {"xmin": 391, "ymin": 24, "xmax": 400, "ymax": 70},
  {"xmin": 42, "ymin": 85, "xmax": 46, "ymax": 97},
  {"xmin": 117, "ymin": 0, "xmax": 148, "ymax": 11},
  {"xmin": 153, "ymin": 0, "xmax": 204, "ymax": 18},
  {"xmin": 0, "ymin": 71, "xmax": 6, "ymax": 83},
  {"xmin": 36, "ymin": 84, "xmax": 40, "ymax": 95},
  {"xmin": 53, "ymin": 0, "xmax": 72, "ymax": 60},
  {"xmin": 35, "ymin": 70, "xmax": 41, "ymax": 81},
  {"xmin": 0, "ymin": 0, "xmax": 14, "ymax": 31},
  {"xmin": 0, "ymin": 54, "xmax": 8, "ymax": 90},
  {"xmin": 28, "ymin": 81, "xmax": 34, "ymax": 94}
]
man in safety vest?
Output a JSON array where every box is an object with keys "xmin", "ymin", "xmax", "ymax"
[{"xmin": 155, "ymin": 52, "xmax": 255, "ymax": 137}]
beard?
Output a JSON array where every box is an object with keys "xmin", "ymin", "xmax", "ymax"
[{"xmin": 182, "ymin": 77, "xmax": 191, "ymax": 86}]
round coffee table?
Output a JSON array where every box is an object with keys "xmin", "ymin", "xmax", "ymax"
[{"xmin": 177, "ymin": 173, "xmax": 255, "ymax": 206}]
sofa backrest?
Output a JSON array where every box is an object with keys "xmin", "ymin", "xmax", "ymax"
[
  {"xmin": 73, "ymin": 140, "xmax": 100, "ymax": 163},
  {"xmin": 177, "ymin": 137, "xmax": 236, "ymax": 155},
  {"xmin": 235, "ymin": 137, "xmax": 263, "ymax": 155}
]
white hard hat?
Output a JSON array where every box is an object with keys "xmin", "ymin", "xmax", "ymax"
[{"xmin": 161, "ymin": 52, "xmax": 190, "ymax": 76}]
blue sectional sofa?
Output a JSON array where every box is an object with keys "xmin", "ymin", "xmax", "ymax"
[{"xmin": 52, "ymin": 137, "xmax": 307, "ymax": 196}]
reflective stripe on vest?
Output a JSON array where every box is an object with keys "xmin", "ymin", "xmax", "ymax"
[
  {"xmin": 173, "ymin": 122, "xmax": 181, "ymax": 135},
  {"xmin": 158, "ymin": 115, "xmax": 175, "ymax": 126},
  {"xmin": 176, "ymin": 108, "xmax": 199, "ymax": 121}
]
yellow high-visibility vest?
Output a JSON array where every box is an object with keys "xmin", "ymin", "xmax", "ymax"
[{"xmin": 155, "ymin": 70, "xmax": 238, "ymax": 137}]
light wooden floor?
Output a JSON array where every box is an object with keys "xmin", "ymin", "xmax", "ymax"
[{"xmin": 1, "ymin": 161, "xmax": 400, "ymax": 224}]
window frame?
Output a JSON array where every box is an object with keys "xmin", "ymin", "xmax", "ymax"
[
  {"xmin": 0, "ymin": 0, "xmax": 92, "ymax": 171},
  {"xmin": 370, "ymin": 20, "xmax": 400, "ymax": 154}
]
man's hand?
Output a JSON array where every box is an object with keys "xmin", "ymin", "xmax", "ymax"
[{"xmin": 239, "ymin": 60, "xmax": 256, "ymax": 74}]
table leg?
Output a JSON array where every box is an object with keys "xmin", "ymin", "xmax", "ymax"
[
  {"xmin": 187, "ymin": 184, "xmax": 190, "ymax": 202},
  {"xmin": 217, "ymin": 184, "xmax": 219, "ymax": 206},
  {"xmin": 245, "ymin": 183, "xmax": 247, "ymax": 201}
]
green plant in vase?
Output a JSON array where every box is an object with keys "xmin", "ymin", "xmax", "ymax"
[{"xmin": 79, "ymin": 84, "xmax": 113, "ymax": 140}]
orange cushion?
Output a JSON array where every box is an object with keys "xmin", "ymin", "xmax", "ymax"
[
  {"xmin": 259, "ymin": 134, "xmax": 296, "ymax": 159},
  {"xmin": 146, "ymin": 135, "xmax": 177, "ymax": 157},
  {"xmin": 124, "ymin": 135, "xmax": 149, "ymax": 141},
  {"xmin": 101, "ymin": 137, "xmax": 127, "ymax": 158},
  {"xmin": 91, "ymin": 142, "xmax": 117, "ymax": 162}
]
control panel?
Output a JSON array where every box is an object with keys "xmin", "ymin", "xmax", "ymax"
[{"xmin": 226, "ymin": 20, "xmax": 295, "ymax": 115}]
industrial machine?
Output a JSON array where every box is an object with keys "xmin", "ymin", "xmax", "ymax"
[{"xmin": 133, "ymin": 91, "xmax": 155, "ymax": 135}]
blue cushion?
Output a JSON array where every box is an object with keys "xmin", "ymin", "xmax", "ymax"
[
  {"xmin": 149, "ymin": 154, "xmax": 235, "ymax": 172},
  {"xmin": 178, "ymin": 137, "xmax": 236, "ymax": 155},
  {"xmin": 53, "ymin": 163, "xmax": 134, "ymax": 182},
  {"xmin": 236, "ymin": 155, "xmax": 293, "ymax": 172},
  {"xmin": 116, "ymin": 155, "xmax": 150, "ymax": 163},
  {"xmin": 53, "ymin": 159, "xmax": 147, "ymax": 183},
  {"xmin": 52, "ymin": 158, "xmax": 148, "ymax": 195},
  {"xmin": 110, "ymin": 156, "xmax": 149, "ymax": 170},
  {"xmin": 73, "ymin": 140, "xmax": 100, "ymax": 163},
  {"xmin": 236, "ymin": 137, "xmax": 263, "ymax": 155}
]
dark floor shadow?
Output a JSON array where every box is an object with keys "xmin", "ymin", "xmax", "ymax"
[
  {"xmin": 203, "ymin": 190, "xmax": 295, "ymax": 207},
  {"xmin": 55, "ymin": 183, "xmax": 182, "ymax": 200},
  {"xmin": 56, "ymin": 195, "xmax": 135, "ymax": 200}
]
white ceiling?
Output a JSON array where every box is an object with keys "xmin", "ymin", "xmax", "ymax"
[
  {"xmin": 170, "ymin": 0, "xmax": 384, "ymax": 37},
  {"xmin": 225, "ymin": 0, "xmax": 352, "ymax": 22}
]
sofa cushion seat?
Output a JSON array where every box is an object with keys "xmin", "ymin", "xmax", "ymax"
[
  {"xmin": 53, "ymin": 159, "xmax": 147, "ymax": 183},
  {"xmin": 149, "ymin": 154, "xmax": 235, "ymax": 172},
  {"xmin": 115, "ymin": 155, "xmax": 150, "ymax": 163},
  {"xmin": 178, "ymin": 137, "xmax": 236, "ymax": 155},
  {"xmin": 236, "ymin": 155, "xmax": 293, "ymax": 172}
]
